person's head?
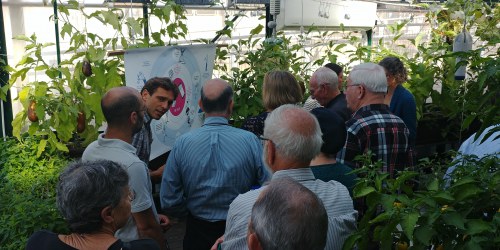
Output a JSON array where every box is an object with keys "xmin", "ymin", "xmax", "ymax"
[
  {"xmin": 141, "ymin": 77, "xmax": 179, "ymax": 120},
  {"xmin": 101, "ymin": 86, "xmax": 145, "ymax": 134},
  {"xmin": 247, "ymin": 178, "xmax": 328, "ymax": 250},
  {"xmin": 57, "ymin": 160, "xmax": 131, "ymax": 234},
  {"xmin": 311, "ymin": 107, "xmax": 347, "ymax": 156},
  {"xmin": 262, "ymin": 71, "xmax": 303, "ymax": 111},
  {"xmin": 324, "ymin": 62, "xmax": 344, "ymax": 88},
  {"xmin": 345, "ymin": 63, "xmax": 387, "ymax": 112},
  {"xmin": 378, "ymin": 57, "xmax": 408, "ymax": 88},
  {"xmin": 309, "ymin": 67, "xmax": 339, "ymax": 106},
  {"xmin": 199, "ymin": 78, "xmax": 233, "ymax": 117},
  {"xmin": 263, "ymin": 104, "xmax": 322, "ymax": 171}
]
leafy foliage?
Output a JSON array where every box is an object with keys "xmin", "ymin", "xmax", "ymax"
[
  {"xmin": 0, "ymin": 137, "xmax": 70, "ymax": 250},
  {"xmin": 343, "ymin": 153, "xmax": 499, "ymax": 249}
]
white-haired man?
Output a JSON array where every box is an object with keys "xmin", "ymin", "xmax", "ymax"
[
  {"xmin": 217, "ymin": 104, "xmax": 357, "ymax": 250},
  {"xmin": 308, "ymin": 66, "xmax": 350, "ymax": 121},
  {"xmin": 337, "ymin": 62, "xmax": 414, "ymax": 177}
]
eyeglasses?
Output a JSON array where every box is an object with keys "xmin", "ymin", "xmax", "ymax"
[{"xmin": 258, "ymin": 135, "xmax": 270, "ymax": 142}]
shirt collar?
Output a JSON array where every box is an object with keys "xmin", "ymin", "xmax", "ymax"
[
  {"xmin": 272, "ymin": 168, "xmax": 316, "ymax": 182},
  {"xmin": 203, "ymin": 116, "xmax": 229, "ymax": 126}
]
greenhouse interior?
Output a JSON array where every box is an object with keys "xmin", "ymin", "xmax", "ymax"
[{"xmin": 0, "ymin": 0, "xmax": 499, "ymax": 249}]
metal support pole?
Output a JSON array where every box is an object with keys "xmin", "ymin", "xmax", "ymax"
[
  {"xmin": 143, "ymin": 2, "xmax": 149, "ymax": 45},
  {"xmin": 366, "ymin": 29, "xmax": 373, "ymax": 59},
  {"xmin": 0, "ymin": 0, "xmax": 13, "ymax": 138},
  {"xmin": 265, "ymin": 3, "xmax": 272, "ymax": 38},
  {"xmin": 53, "ymin": 0, "xmax": 62, "ymax": 77}
]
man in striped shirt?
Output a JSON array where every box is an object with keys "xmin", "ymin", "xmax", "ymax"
[
  {"xmin": 160, "ymin": 79, "xmax": 270, "ymax": 250},
  {"xmin": 219, "ymin": 104, "xmax": 357, "ymax": 250},
  {"xmin": 337, "ymin": 62, "xmax": 414, "ymax": 177}
]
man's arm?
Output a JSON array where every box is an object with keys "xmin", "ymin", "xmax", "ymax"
[
  {"xmin": 132, "ymin": 208, "xmax": 167, "ymax": 250},
  {"xmin": 150, "ymin": 164, "xmax": 165, "ymax": 183},
  {"xmin": 160, "ymin": 145, "xmax": 188, "ymax": 218}
]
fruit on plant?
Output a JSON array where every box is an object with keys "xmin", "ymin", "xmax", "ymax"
[
  {"xmin": 77, "ymin": 111, "xmax": 86, "ymax": 133},
  {"xmin": 27, "ymin": 100, "xmax": 39, "ymax": 122},
  {"xmin": 396, "ymin": 241, "xmax": 408, "ymax": 250},
  {"xmin": 82, "ymin": 60, "xmax": 92, "ymax": 77}
]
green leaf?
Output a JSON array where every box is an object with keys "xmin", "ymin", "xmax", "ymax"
[
  {"xmin": 36, "ymin": 139, "xmax": 47, "ymax": 157},
  {"xmin": 466, "ymin": 219, "xmax": 492, "ymax": 235},
  {"xmin": 369, "ymin": 212, "xmax": 391, "ymax": 224},
  {"xmin": 414, "ymin": 226, "xmax": 434, "ymax": 245},
  {"xmin": 353, "ymin": 185, "xmax": 376, "ymax": 198},
  {"xmin": 250, "ymin": 24, "xmax": 264, "ymax": 36},
  {"xmin": 401, "ymin": 212, "xmax": 419, "ymax": 241},
  {"xmin": 427, "ymin": 177, "xmax": 438, "ymax": 191},
  {"xmin": 442, "ymin": 211, "xmax": 465, "ymax": 230},
  {"xmin": 13, "ymin": 34, "xmax": 31, "ymax": 42}
]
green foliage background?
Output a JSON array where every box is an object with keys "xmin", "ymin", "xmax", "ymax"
[{"xmin": 0, "ymin": 137, "xmax": 70, "ymax": 249}]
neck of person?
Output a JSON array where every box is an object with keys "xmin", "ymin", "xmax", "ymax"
[
  {"xmin": 104, "ymin": 127, "xmax": 134, "ymax": 144},
  {"xmin": 272, "ymin": 158, "xmax": 311, "ymax": 171},
  {"xmin": 310, "ymin": 152, "xmax": 336, "ymax": 166},
  {"xmin": 205, "ymin": 112, "xmax": 230, "ymax": 119},
  {"xmin": 359, "ymin": 92, "xmax": 386, "ymax": 108},
  {"xmin": 60, "ymin": 230, "xmax": 118, "ymax": 250}
]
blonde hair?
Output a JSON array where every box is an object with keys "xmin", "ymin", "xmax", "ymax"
[{"xmin": 262, "ymin": 71, "xmax": 303, "ymax": 110}]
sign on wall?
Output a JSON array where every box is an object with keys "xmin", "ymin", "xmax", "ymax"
[{"xmin": 125, "ymin": 44, "xmax": 216, "ymax": 159}]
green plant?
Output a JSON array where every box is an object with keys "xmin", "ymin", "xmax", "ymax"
[
  {"xmin": 7, "ymin": 0, "xmax": 188, "ymax": 154},
  {"xmin": 343, "ymin": 153, "xmax": 499, "ymax": 250},
  {"xmin": 0, "ymin": 136, "xmax": 70, "ymax": 250}
]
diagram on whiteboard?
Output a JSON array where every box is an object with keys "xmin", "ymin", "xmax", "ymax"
[{"xmin": 125, "ymin": 44, "xmax": 216, "ymax": 159}]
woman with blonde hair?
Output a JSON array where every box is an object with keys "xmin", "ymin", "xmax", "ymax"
[{"xmin": 241, "ymin": 70, "xmax": 303, "ymax": 136}]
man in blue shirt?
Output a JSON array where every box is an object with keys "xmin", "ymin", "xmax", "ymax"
[{"xmin": 160, "ymin": 78, "xmax": 270, "ymax": 250}]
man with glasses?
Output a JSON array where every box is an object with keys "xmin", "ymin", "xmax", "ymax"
[
  {"xmin": 160, "ymin": 79, "xmax": 270, "ymax": 250},
  {"xmin": 82, "ymin": 87, "xmax": 169, "ymax": 250},
  {"xmin": 218, "ymin": 104, "xmax": 357, "ymax": 250},
  {"xmin": 132, "ymin": 77, "xmax": 179, "ymax": 182},
  {"xmin": 337, "ymin": 63, "xmax": 414, "ymax": 177},
  {"xmin": 308, "ymin": 66, "xmax": 350, "ymax": 122}
]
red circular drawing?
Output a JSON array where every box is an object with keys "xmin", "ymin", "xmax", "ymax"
[{"xmin": 170, "ymin": 78, "xmax": 186, "ymax": 116}]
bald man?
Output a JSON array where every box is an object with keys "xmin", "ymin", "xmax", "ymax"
[
  {"xmin": 160, "ymin": 79, "xmax": 270, "ymax": 250},
  {"xmin": 82, "ymin": 87, "xmax": 169, "ymax": 250},
  {"xmin": 220, "ymin": 104, "xmax": 357, "ymax": 250}
]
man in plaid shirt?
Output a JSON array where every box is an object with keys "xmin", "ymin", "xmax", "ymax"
[{"xmin": 337, "ymin": 63, "xmax": 414, "ymax": 177}]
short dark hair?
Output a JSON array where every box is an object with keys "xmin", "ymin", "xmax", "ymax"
[
  {"xmin": 141, "ymin": 77, "xmax": 179, "ymax": 99},
  {"xmin": 200, "ymin": 85, "xmax": 233, "ymax": 114},
  {"xmin": 57, "ymin": 160, "xmax": 129, "ymax": 234},
  {"xmin": 324, "ymin": 62, "xmax": 343, "ymax": 76},
  {"xmin": 378, "ymin": 57, "xmax": 408, "ymax": 85},
  {"xmin": 101, "ymin": 90, "xmax": 141, "ymax": 126},
  {"xmin": 249, "ymin": 178, "xmax": 328, "ymax": 250}
]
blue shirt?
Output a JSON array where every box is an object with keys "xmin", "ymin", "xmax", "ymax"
[
  {"xmin": 390, "ymin": 85, "xmax": 417, "ymax": 146},
  {"xmin": 160, "ymin": 116, "xmax": 271, "ymax": 221}
]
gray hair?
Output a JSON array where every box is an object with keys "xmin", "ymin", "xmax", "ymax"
[
  {"xmin": 349, "ymin": 63, "xmax": 388, "ymax": 93},
  {"xmin": 263, "ymin": 104, "xmax": 322, "ymax": 164},
  {"xmin": 313, "ymin": 67, "xmax": 339, "ymax": 90},
  {"xmin": 249, "ymin": 178, "xmax": 328, "ymax": 250},
  {"xmin": 57, "ymin": 160, "xmax": 129, "ymax": 233}
]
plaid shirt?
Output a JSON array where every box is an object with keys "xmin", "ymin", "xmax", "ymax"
[
  {"xmin": 337, "ymin": 104, "xmax": 414, "ymax": 177},
  {"xmin": 132, "ymin": 113, "xmax": 152, "ymax": 165}
]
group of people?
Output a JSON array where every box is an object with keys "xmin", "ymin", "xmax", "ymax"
[{"xmin": 27, "ymin": 57, "xmax": 419, "ymax": 250}]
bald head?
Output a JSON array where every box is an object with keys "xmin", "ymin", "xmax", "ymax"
[
  {"xmin": 263, "ymin": 104, "xmax": 322, "ymax": 165},
  {"xmin": 101, "ymin": 86, "xmax": 143, "ymax": 126},
  {"xmin": 200, "ymin": 79, "xmax": 233, "ymax": 115}
]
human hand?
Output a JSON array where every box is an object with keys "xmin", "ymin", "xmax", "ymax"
[
  {"xmin": 210, "ymin": 236, "xmax": 224, "ymax": 250},
  {"xmin": 158, "ymin": 214, "xmax": 171, "ymax": 232}
]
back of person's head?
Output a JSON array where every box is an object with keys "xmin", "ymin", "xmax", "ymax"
[
  {"xmin": 349, "ymin": 63, "xmax": 387, "ymax": 93},
  {"xmin": 248, "ymin": 178, "xmax": 328, "ymax": 250},
  {"xmin": 311, "ymin": 107, "xmax": 347, "ymax": 155},
  {"xmin": 378, "ymin": 57, "xmax": 408, "ymax": 85},
  {"xmin": 141, "ymin": 77, "xmax": 180, "ymax": 99},
  {"xmin": 263, "ymin": 104, "xmax": 322, "ymax": 164},
  {"xmin": 324, "ymin": 62, "xmax": 343, "ymax": 76},
  {"xmin": 262, "ymin": 71, "xmax": 303, "ymax": 110},
  {"xmin": 200, "ymin": 79, "xmax": 233, "ymax": 114},
  {"xmin": 57, "ymin": 160, "xmax": 129, "ymax": 234},
  {"xmin": 101, "ymin": 87, "xmax": 142, "ymax": 126},
  {"xmin": 313, "ymin": 67, "xmax": 339, "ymax": 90}
]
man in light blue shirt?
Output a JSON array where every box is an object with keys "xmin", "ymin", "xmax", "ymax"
[{"xmin": 160, "ymin": 78, "xmax": 270, "ymax": 250}]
